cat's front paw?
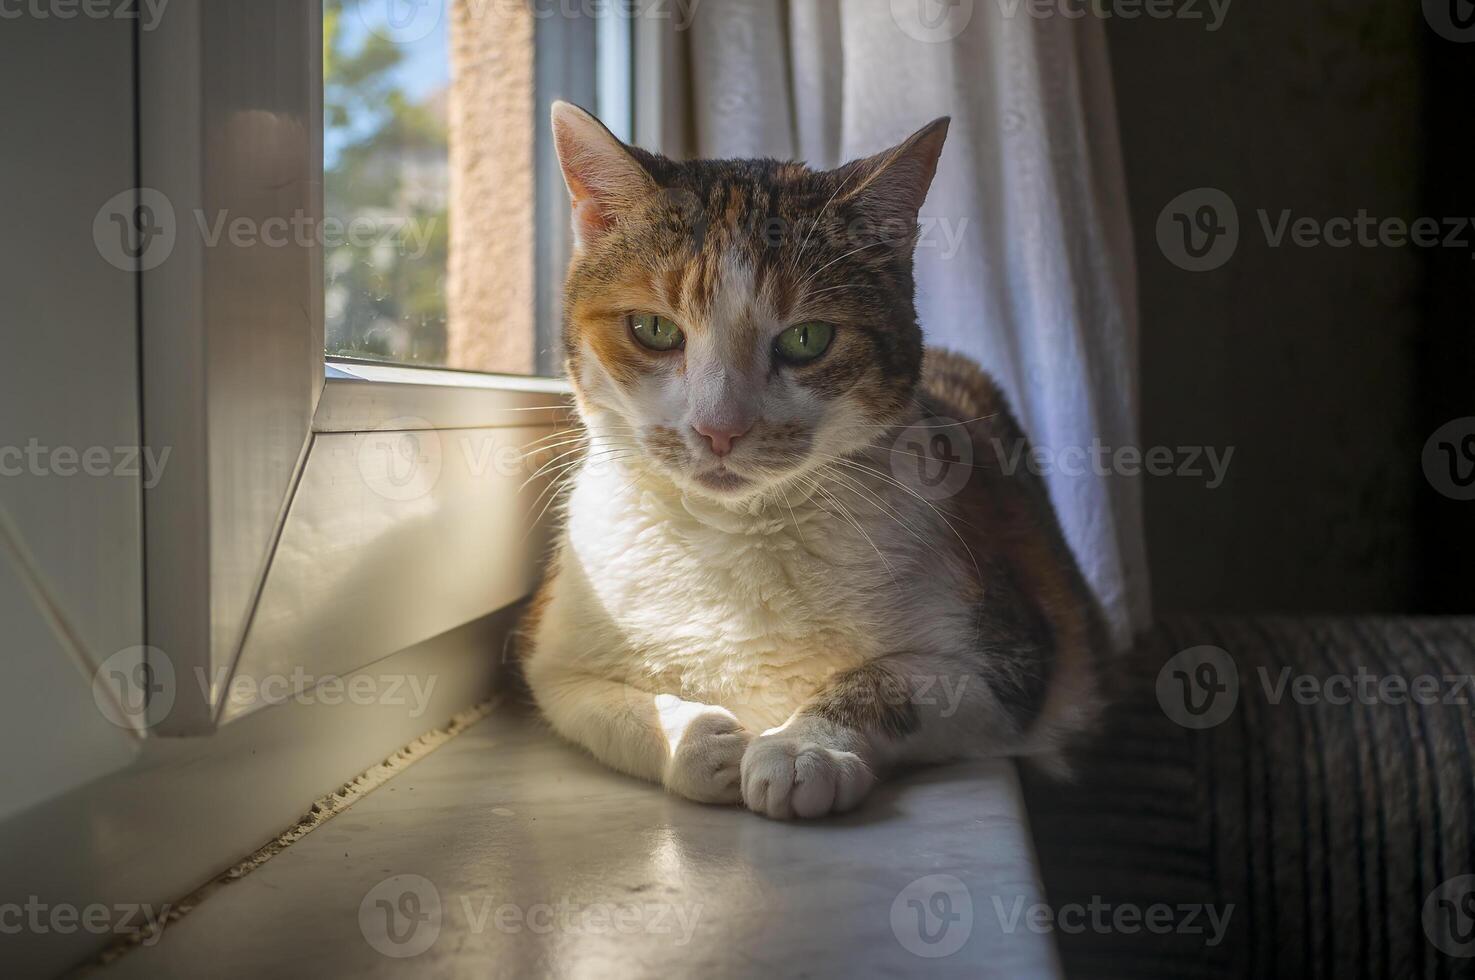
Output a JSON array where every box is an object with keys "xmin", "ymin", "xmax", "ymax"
[
  {"xmin": 740, "ymin": 733, "xmax": 876, "ymax": 819},
  {"xmin": 662, "ymin": 709, "xmax": 751, "ymax": 805}
]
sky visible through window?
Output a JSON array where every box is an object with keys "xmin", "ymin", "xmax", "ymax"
[
  {"xmin": 324, "ymin": 14, "xmax": 448, "ymax": 168},
  {"xmin": 324, "ymin": 1, "xmax": 454, "ymax": 366}
]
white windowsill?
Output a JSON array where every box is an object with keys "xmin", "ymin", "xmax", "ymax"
[
  {"xmin": 97, "ymin": 705, "xmax": 1063, "ymax": 978},
  {"xmin": 325, "ymin": 358, "xmax": 571, "ymax": 393},
  {"xmin": 316, "ymin": 359, "xmax": 574, "ymax": 434}
]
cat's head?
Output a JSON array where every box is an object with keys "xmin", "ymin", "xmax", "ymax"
[{"xmin": 552, "ymin": 101, "xmax": 948, "ymax": 503}]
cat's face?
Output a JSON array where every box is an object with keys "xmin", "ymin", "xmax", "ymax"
[{"xmin": 552, "ymin": 103, "xmax": 948, "ymax": 503}]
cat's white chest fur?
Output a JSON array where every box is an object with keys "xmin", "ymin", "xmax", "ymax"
[{"xmin": 551, "ymin": 460, "xmax": 903, "ymax": 730}]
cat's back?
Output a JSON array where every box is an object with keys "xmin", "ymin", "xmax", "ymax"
[
  {"xmin": 919, "ymin": 348, "xmax": 1022, "ymax": 442},
  {"xmin": 916, "ymin": 347, "xmax": 1110, "ymax": 735}
]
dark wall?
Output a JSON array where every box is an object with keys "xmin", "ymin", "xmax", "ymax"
[
  {"xmin": 1108, "ymin": 6, "xmax": 1472, "ymax": 614},
  {"xmin": 1415, "ymin": 17, "xmax": 1475, "ymax": 613}
]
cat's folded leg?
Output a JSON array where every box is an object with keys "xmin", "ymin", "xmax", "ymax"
[
  {"xmin": 741, "ymin": 649, "xmax": 1054, "ymax": 819},
  {"xmin": 739, "ymin": 719, "xmax": 877, "ymax": 821},
  {"xmin": 526, "ymin": 664, "xmax": 751, "ymax": 805}
]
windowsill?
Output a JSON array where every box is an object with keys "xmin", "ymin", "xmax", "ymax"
[
  {"xmin": 316, "ymin": 358, "xmax": 573, "ymax": 433},
  {"xmin": 181, "ymin": 357, "xmax": 571, "ymax": 731},
  {"xmin": 93, "ymin": 703, "xmax": 1062, "ymax": 978},
  {"xmin": 325, "ymin": 357, "xmax": 570, "ymax": 392}
]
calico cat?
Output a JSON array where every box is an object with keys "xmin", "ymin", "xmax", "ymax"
[{"xmin": 520, "ymin": 101, "xmax": 1109, "ymax": 820}]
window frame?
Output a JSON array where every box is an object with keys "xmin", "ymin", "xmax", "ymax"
[{"xmin": 137, "ymin": 0, "xmax": 613, "ymax": 734}]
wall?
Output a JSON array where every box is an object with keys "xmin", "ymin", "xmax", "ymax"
[
  {"xmin": 1415, "ymin": 24, "xmax": 1475, "ymax": 614},
  {"xmin": 0, "ymin": 14, "xmax": 146, "ymax": 817},
  {"xmin": 1107, "ymin": 5, "xmax": 1431, "ymax": 613},
  {"xmin": 447, "ymin": 0, "xmax": 537, "ymax": 373}
]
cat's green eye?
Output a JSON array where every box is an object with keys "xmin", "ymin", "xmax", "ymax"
[
  {"xmin": 629, "ymin": 313, "xmax": 685, "ymax": 352},
  {"xmin": 774, "ymin": 321, "xmax": 835, "ymax": 365}
]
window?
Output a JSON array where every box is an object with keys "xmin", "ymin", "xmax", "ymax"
[
  {"xmin": 322, "ymin": 0, "xmax": 633, "ymax": 377},
  {"xmin": 133, "ymin": 2, "xmax": 644, "ymax": 733},
  {"xmin": 323, "ymin": 2, "xmax": 454, "ymax": 368}
]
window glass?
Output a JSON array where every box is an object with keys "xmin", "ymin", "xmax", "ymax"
[
  {"xmin": 324, "ymin": 1, "xmax": 623, "ymax": 376},
  {"xmin": 324, "ymin": 1, "xmax": 455, "ymax": 367}
]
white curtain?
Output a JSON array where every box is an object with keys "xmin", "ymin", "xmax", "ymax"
[{"xmin": 642, "ymin": 0, "xmax": 1151, "ymax": 649}]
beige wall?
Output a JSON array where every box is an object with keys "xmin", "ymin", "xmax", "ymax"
[{"xmin": 447, "ymin": 0, "xmax": 536, "ymax": 374}]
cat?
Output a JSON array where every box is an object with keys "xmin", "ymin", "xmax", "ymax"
[{"xmin": 519, "ymin": 101, "xmax": 1109, "ymax": 820}]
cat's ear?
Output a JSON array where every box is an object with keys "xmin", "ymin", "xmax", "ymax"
[
  {"xmin": 838, "ymin": 117, "xmax": 950, "ymax": 235},
  {"xmin": 551, "ymin": 101, "xmax": 656, "ymax": 249}
]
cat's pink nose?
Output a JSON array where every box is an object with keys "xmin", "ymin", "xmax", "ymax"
[{"xmin": 693, "ymin": 421, "xmax": 752, "ymax": 457}]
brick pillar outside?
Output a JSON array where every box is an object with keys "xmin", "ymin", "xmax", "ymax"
[{"xmin": 446, "ymin": 0, "xmax": 535, "ymax": 374}]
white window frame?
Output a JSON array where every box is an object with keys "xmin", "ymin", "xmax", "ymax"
[{"xmin": 137, "ymin": 0, "xmax": 640, "ymax": 733}]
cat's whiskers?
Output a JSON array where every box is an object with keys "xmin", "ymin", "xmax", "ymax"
[
  {"xmin": 789, "ymin": 160, "xmax": 869, "ymax": 282},
  {"xmin": 522, "ymin": 471, "xmax": 589, "ymax": 544},
  {"xmin": 517, "ymin": 443, "xmax": 599, "ymax": 494},
  {"xmin": 793, "ymin": 469, "xmax": 899, "ymax": 586},
  {"xmin": 517, "ymin": 433, "xmax": 643, "ymax": 489},
  {"xmin": 517, "ymin": 421, "xmax": 640, "ymax": 455},
  {"xmin": 769, "ymin": 450, "xmax": 951, "ymax": 568},
  {"xmin": 422, "ymin": 403, "xmax": 577, "ymax": 414},
  {"xmin": 527, "ymin": 457, "xmax": 639, "ymax": 539},
  {"xmin": 520, "ymin": 452, "xmax": 656, "ymax": 551},
  {"xmin": 883, "ymin": 444, "xmax": 994, "ymax": 471},
  {"xmin": 817, "ymin": 452, "xmax": 983, "ymax": 583},
  {"xmin": 520, "ymin": 449, "xmax": 644, "ymax": 538},
  {"xmin": 517, "ymin": 434, "xmax": 596, "ymax": 463},
  {"xmin": 795, "ymin": 237, "xmax": 906, "ymax": 296},
  {"xmin": 519, "ymin": 430, "xmax": 584, "ymax": 452},
  {"xmin": 517, "ymin": 426, "xmax": 641, "ymax": 463},
  {"xmin": 523, "ymin": 445, "xmax": 640, "ymax": 489},
  {"xmin": 817, "ymin": 464, "xmax": 955, "ymax": 569},
  {"xmin": 843, "ymin": 411, "xmax": 1000, "ymax": 431},
  {"xmin": 778, "ymin": 484, "xmax": 808, "ymax": 547},
  {"xmin": 796, "ymin": 280, "xmax": 869, "ymax": 302},
  {"xmin": 522, "ymin": 475, "xmax": 577, "ymax": 543}
]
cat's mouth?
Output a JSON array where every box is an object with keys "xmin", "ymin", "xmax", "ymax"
[{"xmin": 691, "ymin": 467, "xmax": 753, "ymax": 494}]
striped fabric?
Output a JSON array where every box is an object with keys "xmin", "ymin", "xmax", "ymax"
[{"xmin": 1023, "ymin": 617, "xmax": 1475, "ymax": 980}]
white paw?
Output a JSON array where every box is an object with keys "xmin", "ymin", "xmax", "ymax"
[
  {"xmin": 740, "ymin": 734, "xmax": 877, "ymax": 819},
  {"xmin": 662, "ymin": 709, "xmax": 751, "ymax": 805}
]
